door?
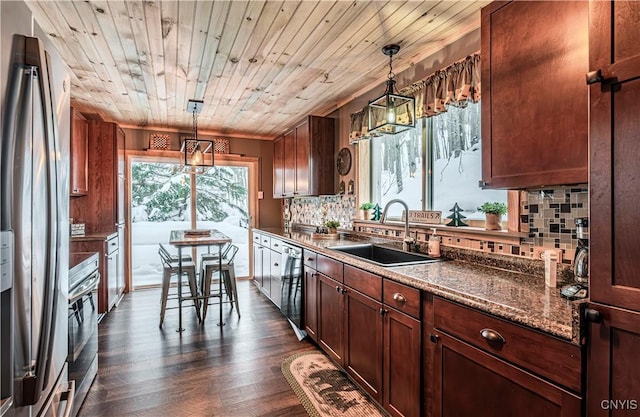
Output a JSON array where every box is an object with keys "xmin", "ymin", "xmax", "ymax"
[
  {"xmin": 432, "ymin": 331, "xmax": 581, "ymax": 417},
  {"xmin": 318, "ymin": 273, "xmax": 345, "ymax": 365},
  {"xmin": 303, "ymin": 268, "xmax": 318, "ymax": 341},
  {"xmin": 589, "ymin": 1, "xmax": 640, "ymax": 311},
  {"xmin": 344, "ymin": 288, "xmax": 383, "ymax": 402},
  {"xmin": 294, "ymin": 119, "xmax": 310, "ymax": 196},
  {"xmin": 383, "ymin": 308, "xmax": 421, "ymax": 417},
  {"xmin": 586, "ymin": 304, "xmax": 640, "ymax": 416}
]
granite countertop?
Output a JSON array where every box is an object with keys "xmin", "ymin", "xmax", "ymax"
[
  {"xmin": 71, "ymin": 231, "xmax": 118, "ymax": 241},
  {"xmin": 256, "ymin": 227, "xmax": 584, "ymax": 345}
]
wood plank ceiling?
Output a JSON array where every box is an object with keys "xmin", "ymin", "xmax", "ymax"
[{"xmin": 26, "ymin": 1, "xmax": 488, "ymax": 139}]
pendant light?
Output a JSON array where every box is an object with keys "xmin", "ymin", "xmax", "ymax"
[
  {"xmin": 367, "ymin": 44, "xmax": 415, "ymax": 135},
  {"xmin": 180, "ymin": 99, "xmax": 214, "ymax": 174}
]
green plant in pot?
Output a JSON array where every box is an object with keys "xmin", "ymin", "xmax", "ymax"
[
  {"xmin": 324, "ymin": 220, "xmax": 340, "ymax": 234},
  {"xmin": 359, "ymin": 202, "xmax": 374, "ymax": 220},
  {"xmin": 477, "ymin": 202, "xmax": 507, "ymax": 230}
]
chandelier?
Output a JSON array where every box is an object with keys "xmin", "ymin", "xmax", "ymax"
[
  {"xmin": 180, "ymin": 99, "xmax": 214, "ymax": 174},
  {"xmin": 367, "ymin": 44, "xmax": 415, "ymax": 135}
]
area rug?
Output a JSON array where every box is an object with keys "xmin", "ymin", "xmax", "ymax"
[{"xmin": 282, "ymin": 351, "xmax": 387, "ymax": 417}]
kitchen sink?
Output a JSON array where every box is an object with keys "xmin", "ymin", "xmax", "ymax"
[{"xmin": 328, "ymin": 243, "xmax": 442, "ymax": 267}]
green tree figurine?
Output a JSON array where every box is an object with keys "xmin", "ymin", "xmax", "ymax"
[
  {"xmin": 446, "ymin": 202, "xmax": 468, "ymax": 227},
  {"xmin": 372, "ymin": 203, "xmax": 383, "ymax": 221}
]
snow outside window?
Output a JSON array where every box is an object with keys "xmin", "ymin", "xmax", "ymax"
[{"xmin": 370, "ymin": 101, "xmax": 507, "ymax": 221}]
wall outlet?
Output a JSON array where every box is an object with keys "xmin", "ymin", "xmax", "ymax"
[{"xmin": 258, "ymin": 191, "xmax": 264, "ymax": 199}]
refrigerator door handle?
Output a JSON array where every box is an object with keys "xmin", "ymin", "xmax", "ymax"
[{"xmin": 20, "ymin": 36, "xmax": 61, "ymax": 405}]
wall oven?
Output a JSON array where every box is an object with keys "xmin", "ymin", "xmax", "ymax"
[
  {"xmin": 279, "ymin": 243, "xmax": 305, "ymax": 339},
  {"xmin": 68, "ymin": 252, "xmax": 100, "ymax": 417}
]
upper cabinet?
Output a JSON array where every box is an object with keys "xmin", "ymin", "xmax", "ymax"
[
  {"xmin": 70, "ymin": 108, "xmax": 88, "ymax": 196},
  {"xmin": 273, "ymin": 115, "xmax": 335, "ymax": 198},
  {"xmin": 480, "ymin": 1, "xmax": 589, "ymax": 189}
]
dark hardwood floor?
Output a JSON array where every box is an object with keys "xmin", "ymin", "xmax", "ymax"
[{"xmin": 80, "ymin": 280, "xmax": 316, "ymax": 417}]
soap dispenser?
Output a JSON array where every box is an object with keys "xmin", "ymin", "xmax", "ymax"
[{"xmin": 428, "ymin": 228, "xmax": 441, "ymax": 258}]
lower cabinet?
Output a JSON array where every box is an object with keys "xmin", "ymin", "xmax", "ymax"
[
  {"xmin": 383, "ymin": 307, "xmax": 421, "ymax": 417},
  {"xmin": 303, "ymin": 267, "xmax": 319, "ymax": 341},
  {"xmin": 344, "ymin": 287, "xmax": 383, "ymax": 402},
  {"xmin": 318, "ymin": 273, "xmax": 345, "ymax": 365},
  {"xmin": 432, "ymin": 331, "xmax": 581, "ymax": 417}
]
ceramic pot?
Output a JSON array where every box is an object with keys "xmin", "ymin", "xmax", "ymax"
[{"xmin": 485, "ymin": 213, "xmax": 502, "ymax": 230}]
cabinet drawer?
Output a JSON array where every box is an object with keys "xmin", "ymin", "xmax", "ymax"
[
  {"xmin": 0, "ymin": 247, "xmax": 9, "ymax": 265},
  {"xmin": 270, "ymin": 238, "xmax": 283, "ymax": 253},
  {"xmin": 253, "ymin": 232, "xmax": 262, "ymax": 244},
  {"xmin": 303, "ymin": 249, "xmax": 316, "ymax": 270},
  {"xmin": 344, "ymin": 265, "xmax": 381, "ymax": 301},
  {"xmin": 433, "ymin": 297, "xmax": 581, "ymax": 392},
  {"xmin": 317, "ymin": 254, "xmax": 343, "ymax": 282},
  {"xmin": 260, "ymin": 235, "xmax": 270, "ymax": 247},
  {"xmin": 383, "ymin": 279, "xmax": 420, "ymax": 319},
  {"xmin": 106, "ymin": 236, "xmax": 118, "ymax": 255}
]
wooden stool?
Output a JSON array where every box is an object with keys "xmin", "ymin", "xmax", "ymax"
[{"xmin": 158, "ymin": 246, "xmax": 201, "ymax": 327}]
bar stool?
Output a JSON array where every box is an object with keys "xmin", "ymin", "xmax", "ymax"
[
  {"xmin": 158, "ymin": 245, "xmax": 201, "ymax": 327},
  {"xmin": 198, "ymin": 242, "xmax": 231, "ymax": 281},
  {"xmin": 159, "ymin": 242, "xmax": 193, "ymax": 263},
  {"xmin": 201, "ymin": 244, "xmax": 240, "ymax": 321}
]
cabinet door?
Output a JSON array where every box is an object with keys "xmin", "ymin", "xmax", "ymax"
[
  {"xmin": 586, "ymin": 304, "xmax": 640, "ymax": 416},
  {"xmin": 261, "ymin": 247, "xmax": 270, "ymax": 297},
  {"xmin": 106, "ymin": 248, "xmax": 118, "ymax": 312},
  {"xmin": 116, "ymin": 226, "xmax": 125, "ymax": 297},
  {"xmin": 270, "ymin": 250, "xmax": 282, "ymax": 307},
  {"xmin": 344, "ymin": 288, "xmax": 383, "ymax": 402},
  {"xmin": 283, "ymin": 130, "xmax": 295, "ymax": 197},
  {"xmin": 432, "ymin": 331, "xmax": 581, "ymax": 417},
  {"xmin": 272, "ymin": 135, "xmax": 285, "ymax": 198},
  {"xmin": 116, "ymin": 128, "xmax": 125, "ymax": 225},
  {"xmin": 589, "ymin": 1, "xmax": 640, "ymax": 311},
  {"xmin": 70, "ymin": 108, "xmax": 88, "ymax": 196},
  {"xmin": 304, "ymin": 268, "xmax": 318, "ymax": 341},
  {"xmin": 383, "ymin": 308, "xmax": 421, "ymax": 417},
  {"xmin": 480, "ymin": 1, "xmax": 588, "ymax": 188},
  {"xmin": 252, "ymin": 243, "xmax": 263, "ymax": 288},
  {"xmin": 318, "ymin": 273, "xmax": 345, "ymax": 365},
  {"xmin": 294, "ymin": 119, "xmax": 310, "ymax": 196}
]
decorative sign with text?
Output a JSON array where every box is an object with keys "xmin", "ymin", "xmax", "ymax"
[{"xmin": 401, "ymin": 210, "xmax": 442, "ymax": 224}]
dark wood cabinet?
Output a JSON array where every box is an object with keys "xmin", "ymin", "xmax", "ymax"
[
  {"xmin": 431, "ymin": 298, "xmax": 582, "ymax": 417},
  {"xmin": 432, "ymin": 330, "xmax": 581, "ymax": 417},
  {"xmin": 272, "ymin": 135, "xmax": 285, "ymax": 198},
  {"xmin": 272, "ymin": 115, "xmax": 335, "ymax": 198},
  {"xmin": 71, "ymin": 234, "xmax": 121, "ymax": 314},
  {"xmin": 383, "ymin": 307, "xmax": 421, "ymax": 417},
  {"xmin": 344, "ymin": 287, "xmax": 383, "ymax": 402},
  {"xmin": 586, "ymin": 4, "xmax": 640, "ymax": 416},
  {"xmin": 586, "ymin": 304, "xmax": 640, "ymax": 416},
  {"xmin": 588, "ymin": 0, "xmax": 640, "ymax": 312},
  {"xmin": 303, "ymin": 268, "xmax": 318, "ymax": 341},
  {"xmin": 318, "ymin": 273, "xmax": 345, "ymax": 365},
  {"xmin": 480, "ymin": 1, "xmax": 589, "ymax": 188},
  {"xmin": 70, "ymin": 108, "xmax": 88, "ymax": 196}
]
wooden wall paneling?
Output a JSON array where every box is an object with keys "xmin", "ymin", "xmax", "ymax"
[{"xmin": 158, "ymin": 1, "xmax": 180, "ymax": 127}]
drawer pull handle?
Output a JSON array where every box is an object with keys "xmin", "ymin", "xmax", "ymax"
[
  {"xmin": 336, "ymin": 285, "xmax": 341, "ymax": 293},
  {"xmin": 392, "ymin": 292, "xmax": 406, "ymax": 304},
  {"xmin": 307, "ymin": 257, "xmax": 314, "ymax": 261},
  {"xmin": 480, "ymin": 328, "xmax": 506, "ymax": 344}
]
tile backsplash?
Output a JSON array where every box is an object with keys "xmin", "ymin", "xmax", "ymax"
[
  {"xmin": 286, "ymin": 185, "xmax": 589, "ymax": 265},
  {"xmin": 285, "ymin": 195, "xmax": 357, "ymax": 229}
]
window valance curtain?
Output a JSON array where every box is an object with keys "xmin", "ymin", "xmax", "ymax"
[{"xmin": 349, "ymin": 53, "xmax": 480, "ymax": 141}]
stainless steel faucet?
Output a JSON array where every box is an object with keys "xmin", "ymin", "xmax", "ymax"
[{"xmin": 380, "ymin": 199, "xmax": 415, "ymax": 252}]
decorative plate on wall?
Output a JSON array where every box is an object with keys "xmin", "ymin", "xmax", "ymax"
[{"xmin": 336, "ymin": 147, "xmax": 352, "ymax": 176}]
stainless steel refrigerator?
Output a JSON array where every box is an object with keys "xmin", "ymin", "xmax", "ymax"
[{"xmin": 1, "ymin": 1, "xmax": 73, "ymax": 416}]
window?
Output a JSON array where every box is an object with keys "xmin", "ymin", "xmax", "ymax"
[{"xmin": 370, "ymin": 101, "xmax": 507, "ymax": 221}]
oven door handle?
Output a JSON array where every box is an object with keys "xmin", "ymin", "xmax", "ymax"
[{"xmin": 68, "ymin": 272, "xmax": 100, "ymax": 304}]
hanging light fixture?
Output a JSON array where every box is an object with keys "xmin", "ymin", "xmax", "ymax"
[
  {"xmin": 180, "ymin": 99, "xmax": 214, "ymax": 174},
  {"xmin": 367, "ymin": 44, "xmax": 415, "ymax": 135}
]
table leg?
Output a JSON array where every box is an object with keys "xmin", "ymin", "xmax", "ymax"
[
  {"xmin": 177, "ymin": 247, "xmax": 184, "ymax": 332},
  {"xmin": 217, "ymin": 243, "xmax": 225, "ymax": 327}
]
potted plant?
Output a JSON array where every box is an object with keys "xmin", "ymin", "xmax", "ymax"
[
  {"xmin": 359, "ymin": 202, "xmax": 374, "ymax": 220},
  {"xmin": 477, "ymin": 202, "xmax": 507, "ymax": 230},
  {"xmin": 324, "ymin": 220, "xmax": 340, "ymax": 234}
]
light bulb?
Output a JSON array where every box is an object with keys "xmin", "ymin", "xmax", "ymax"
[
  {"xmin": 386, "ymin": 104, "xmax": 396, "ymax": 124},
  {"xmin": 191, "ymin": 148, "xmax": 203, "ymax": 165}
]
